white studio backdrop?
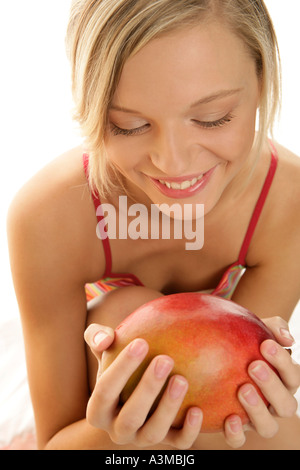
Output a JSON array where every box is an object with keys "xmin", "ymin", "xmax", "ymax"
[
  {"xmin": 0, "ymin": 0, "xmax": 299, "ymax": 325},
  {"xmin": 0, "ymin": 1, "xmax": 299, "ymax": 447}
]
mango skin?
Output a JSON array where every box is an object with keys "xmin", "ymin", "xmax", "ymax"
[{"xmin": 102, "ymin": 293, "xmax": 276, "ymax": 432}]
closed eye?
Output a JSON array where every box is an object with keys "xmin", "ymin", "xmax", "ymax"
[
  {"xmin": 110, "ymin": 123, "xmax": 150, "ymax": 137},
  {"xmin": 193, "ymin": 113, "xmax": 235, "ymax": 129},
  {"xmin": 110, "ymin": 112, "xmax": 234, "ymax": 136}
]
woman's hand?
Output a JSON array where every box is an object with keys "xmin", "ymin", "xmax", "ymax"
[
  {"xmin": 223, "ymin": 316, "xmax": 300, "ymax": 448},
  {"xmin": 84, "ymin": 318, "xmax": 300, "ymax": 450},
  {"xmin": 84, "ymin": 323, "xmax": 203, "ymax": 449}
]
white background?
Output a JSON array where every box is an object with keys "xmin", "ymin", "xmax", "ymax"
[
  {"xmin": 0, "ymin": 1, "xmax": 299, "ymax": 446},
  {"xmin": 0, "ymin": 0, "xmax": 299, "ymax": 324}
]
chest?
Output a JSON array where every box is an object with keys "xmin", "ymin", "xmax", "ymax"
[{"xmin": 108, "ymin": 202, "xmax": 254, "ymax": 294}]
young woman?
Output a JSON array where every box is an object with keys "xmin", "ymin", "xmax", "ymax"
[{"xmin": 7, "ymin": 0, "xmax": 300, "ymax": 450}]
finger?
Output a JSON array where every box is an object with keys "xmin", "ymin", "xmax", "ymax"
[
  {"xmin": 165, "ymin": 407, "xmax": 203, "ymax": 450},
  {"xmin": 86, "ymin": 338, "xmax": 149, "ymax": 429},
  {"xmin": 262, "ymin": 317, "xmax": 295, "ymax": 347},
  {"xmin": 84, "ymin": 323, "xmax": 115, "ymax": 359},
  {"xmin": 114, "ymin": 355, "xmax": 175, "ymax": 444},
  {"xmin": 248, "ymin": 359, "xmax": 299, "ymax": 418},
  {"xmin": 238, "ymin": 384, "xmax": 279, "ymax": 439},
  {"xmin": 223, "ymin": 415, "xmax": 246, "ymax": 449},
  {"xmin": 136, "ymin": 374, "xmax": 189, "ymax": 447},
  {"xmin": 260, "ymin": 340, "xmax": 300, "ymax": 395}
]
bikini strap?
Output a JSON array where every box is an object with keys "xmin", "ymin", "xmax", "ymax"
[
  {"xmin": 237, "ymin": 141, "xmax": 278, "ymax": 265},
  {"xmin": 83, "ymin": 154, "xmax": 112, "ymax": 277}
]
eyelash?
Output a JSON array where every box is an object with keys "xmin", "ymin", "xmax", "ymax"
[
  {"xmin": 110, "ymin": 124, "xmax": 149, "ymax": 137},
  {"xmin": 110, "ymin": 113, "xmax": 234, "ymax": 137},
  {"xmin": 194, "ymin": 113, "xmax": 235, "ymax": 129}
]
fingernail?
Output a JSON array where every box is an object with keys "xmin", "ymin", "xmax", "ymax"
[
  {"xmin": 154, "ymin": 357, "xmax": 173, "ymax": 379},
  {"xmin": 241, "ymin": 385, "xmax": 259, "ymax": 406},
  {"xmin": 266, "ymin": 342, "xmax": 278, "ymax": 356},
  {"xmin": 250, "ymin": 363, "xmax": 270, "ymax": 381},
  {"xmin": 128, "ymin": 338, "xmax": 147, "ymax": 357},
  {"xmin": 188, "ymin": 409, "xmax": 202, "ymax": 427},
  {"xmin": 93, "ymin": 331, "xmax": 108, "ymax": 346},
  {"xmin": 169, "ymin": 376, "xmax": 188, "ymax": 400},
  {"xmin": 280, "ymin": 328, "xmax": 295, "ymax": 344},
  {"xmin": 228, "ymin": 417, "xmax": 242, "ymax": 434}
]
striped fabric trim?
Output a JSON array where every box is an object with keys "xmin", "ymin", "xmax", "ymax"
[
  {"xmin": 85, "ymin": 264, "xmax": 246, "ymax": 302},
  {"xmin": 85, "ymin": 276, "xmax": 143, "ymax": 301},
  {"xmin": 212, "ymin": 264, "xmax": 246, "ymax": 300}
]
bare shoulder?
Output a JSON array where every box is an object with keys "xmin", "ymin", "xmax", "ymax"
[
  {"xmin": 8, "ymin": 146, "xmax": 86, "ymax": 222},
  {"xmin": 7, "ymin": 146, "xmax": 105, "ymax": 284},
  {"xmin": 233, "ymin": 142, "xmax": 300, "ymax": 319},
  {"xmin": 8, "ymin": 146, "xmax": 88, "ymax": 233},
  {"xmin": 271, "ymin": 142, "xmax": 300, "ymax": 244},
  {"xmin": 273, "ymin": 141, "xmax": 300, "ymax": 208},
  {"xmin": 258, "ymin": 141, "xmax": 300, "ymax": 235}
]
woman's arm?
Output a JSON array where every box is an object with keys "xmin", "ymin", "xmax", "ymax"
[
  {"xmin": 6, "ymin": 158, "xmax": 202, "ymax": 450},
  {"xmin": 228, "ymin": 199, "xmax": 300, "ymax": 443},
  {"xmin": 6, "ymin": 156, "xmax": 103, "ymax": 449}
]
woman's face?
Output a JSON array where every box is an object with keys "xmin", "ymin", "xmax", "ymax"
[{"xmin": 105, "ymin": 21, "xmax": 261, "ymax": 215}]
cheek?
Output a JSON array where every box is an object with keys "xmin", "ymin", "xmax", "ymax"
[
  {"xmin": 212, "ymin": 109, "xmax": 257, "ymax": 165},
  {"xmin": 105, "ymin": 140, "xmax": 143, "ymax": 171},
  {"xmin": 226, "ymin": 124, "xmax": 256, "ymax": 161}
]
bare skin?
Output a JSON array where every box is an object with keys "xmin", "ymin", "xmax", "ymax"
[{"xmin": 7, "ymin": 21, "xmax": 300, "ymax": 450}]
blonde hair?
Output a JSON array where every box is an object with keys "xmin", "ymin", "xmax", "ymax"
[{"xmin": 66, "ymin": 0, "xmax": 281, "ymax": 198}]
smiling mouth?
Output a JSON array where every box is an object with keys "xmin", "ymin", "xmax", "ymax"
[
  {"xmin": 148, "ymin": 166, "xmax": 217, "ymax": 199},
  {"xmin": 157, "ymin": 174, "xmax": 204, "ymax": 190}
]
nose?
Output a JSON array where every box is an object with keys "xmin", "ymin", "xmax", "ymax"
[{"xmin": 149, "ymin": 124, "xmax": 191, "ymax": 176}]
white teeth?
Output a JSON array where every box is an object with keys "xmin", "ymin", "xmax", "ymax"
[
  {"xmin": 159, "ymin": 175, "xmax": 203, "ymax": 190},
  {"xmin": 180, "ymin": 180, "xmax": 192, "ymax": 190}
]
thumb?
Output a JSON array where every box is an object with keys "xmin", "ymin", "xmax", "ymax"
[{"xmin": 84, "ymin": 323, "xmax": 115, "ymax": 360}]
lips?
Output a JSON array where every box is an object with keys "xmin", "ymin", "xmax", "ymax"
[{"xmin": 149, "ymin": 165, "xmax": 217, "ymax": 199}]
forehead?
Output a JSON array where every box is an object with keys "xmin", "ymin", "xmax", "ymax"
[{"xmin": 113, "ymin": 21, "xmax": 257, "ymax": 111}]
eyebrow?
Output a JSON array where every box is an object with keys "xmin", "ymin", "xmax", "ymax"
[
  {"xmin": 189, "ymin": 88, "xmax": 243, "ymax": 107},
  {"xmin": 110, "ymin": 88, "xmax": 243, "ymax": 114}
]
